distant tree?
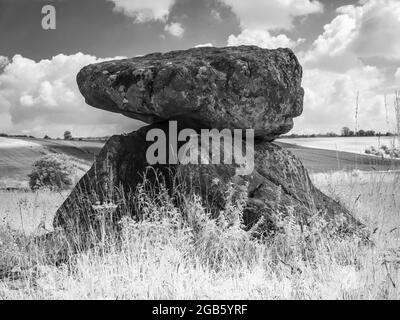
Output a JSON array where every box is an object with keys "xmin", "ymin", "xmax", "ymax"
[
  {"xmin": 365, "ymin": 130, "xmax": 376, "ymax": 136},
  {"xmin": 64, "ymin": 130, "xmax": 72, "ymax": 140},
  {"xmin": 326, "ymin": 132, "xmax": 338, "ymax": 137},
  {"xmin": 341, "ymin": 127, "xmax": 350, "ymax": 136},
  {"xmin": 348, "ymin": 130, "xmax": 355, "ymax": 136},
  {"xmin": 43, "ymin": 135, "xmax": 51, "ymax": 139},
  {"xmin": 357, "ymin": 129, "xmax": 366, "ymax": 136},
  {"xmin": 28, "ymin": 154, "xmax": 75, "ymax": 191}
]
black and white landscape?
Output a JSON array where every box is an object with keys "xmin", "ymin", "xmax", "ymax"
[{"xmin": 1, "ymin": 0, "xmax": 400, "ymax": 300}]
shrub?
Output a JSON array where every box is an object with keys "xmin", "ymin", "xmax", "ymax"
[
  {"xmin": 28, "ymin": 154, "xmax": 75, "ymax": 191},
  {"xmin": 64, "ymin": 131, "xmax": 72, "ymax": 140},
  {"xmin": 365, "ymin": 145, "xmax": 400, "ymax": 158}
]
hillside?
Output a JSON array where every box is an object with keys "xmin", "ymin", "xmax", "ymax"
[
  {"xmin": 0, "ymin": 137, "xmax": 103, "ymax": 188},
  {"xmin": 277, "ymin": 142, "xmax": 400, "ymax": 173},
  {"xmin": 2, "ymin": 136, "xmax": 400, "ymax": 189}
]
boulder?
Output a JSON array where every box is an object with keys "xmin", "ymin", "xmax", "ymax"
[
  {"xmin": 77, "ymin": 46, "xmax": 304, "ymax": 140},
  {"xmin": 54, "ymin": 123, "xmax": 363, "ymax": 246}
]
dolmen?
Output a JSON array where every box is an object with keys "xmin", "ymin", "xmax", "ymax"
[{"xmin": 54, "ymin": 46, "xmax": 364, "ymax": 245}]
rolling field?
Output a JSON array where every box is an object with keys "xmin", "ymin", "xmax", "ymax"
[
  {"xmin": 278, "ymin": 136, "xmax": 400, "ymax": 154},
  {"xmin": 2, "ymin": 136, "xmax": 399, "ymax": 189},
  {"xmin": 277, "ymin": 142, "xmax": 400, "ymax": 173},
  {"xmin": 0, "ymin": 137, "xmax": 103, "ymax": 189}
]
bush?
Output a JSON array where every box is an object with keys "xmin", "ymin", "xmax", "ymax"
[
  {"xmin": 64, "ymin": 131, "xmax": 72, "ymax": 140},
  {"xmin": 28, "ymin": 154, "xmax": 75, "ymax": 190},
  {"xmin": 365, "ymin": 145, "xmax": 400, "ymax": 158}
]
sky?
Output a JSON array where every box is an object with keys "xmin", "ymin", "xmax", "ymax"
[{"xmin": 0, "ymin": 0, "xmax": 400, "ymax": 138}]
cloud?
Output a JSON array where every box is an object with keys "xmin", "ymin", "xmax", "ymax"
[
  {"xmin": 195, "ymin": 43, "xmax": 213, "ymax": 48},
  {"xmin": 0, "ymin": 56, "xmax": 9, "ymax": 71},
  {"xmin": 396, "ymin": 68, "xmax": 400, "ymax": 81},
  {"xmin": 227, "ymin": 29, "xmax": 304, "ymax": 49},
  {"xmin": 350, "ymin": 0, "xmax": 400, "ymax": 60},
  {"xmin": 0, "ymin": 53, "xmax": 142, "ymax": 137},
  {"xmin": 294, "ymin": 65, "xmax": 391, "ymax": 134},
  {"xmin": 164, "ymin": 22, "xmax": 185, "ymax": 38},
  {"xmin": 303, "ymin": 0, "xmax": 400, "ymax": 70},
  {"xmin": 106, "ymin": 0, "xmax": 175, "ymax": 23},
  {"xmin": 220, "ymin": 0, "xmax": 323, "ymax": 30},
  {"xmin": 223, "ymin": 1, "xmax": 318, "ymax": 52},
  {"xmin": 291, "ymin": 0, "xmax": 400, "ymax": 134},
  {"xmin": 300, "ymin": 9, "xmax": 358, "ymax": 71},
  {"xmin": 210, "ymin": 9, "xmax": 222, "ymax": 22}
]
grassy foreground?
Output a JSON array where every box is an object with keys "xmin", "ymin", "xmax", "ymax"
[{"xmin": 1, "ymin": 170, "xmax": 400, "ymax": 299}]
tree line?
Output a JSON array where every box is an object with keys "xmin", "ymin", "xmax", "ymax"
[{"xmin": 282, "ymin": 127, "xmax": 396, "ymax": 138}]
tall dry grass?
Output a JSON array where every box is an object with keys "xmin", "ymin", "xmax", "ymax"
[{"xmin": 0, "ymin": 170, "xmax": 400, "ymax": 299}]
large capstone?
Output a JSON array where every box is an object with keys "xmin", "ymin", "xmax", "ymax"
[{"xmin": 77, "ymin": 46, "xmax": 304, "ymax": 140}]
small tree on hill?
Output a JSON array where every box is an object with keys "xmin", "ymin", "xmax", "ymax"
[
  {"xmin": 64, "ymin": 130, "xmax": 72, "ymax": 140},
  {"xmin": 28, "ymin": 154, "xmax": 75, "ymax": 191},
  {"xmin": 341, "ymin": 127, "xmax": 350, "ymax": 137}
]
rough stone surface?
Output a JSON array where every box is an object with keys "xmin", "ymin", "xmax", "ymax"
[
  {"xmin": 54, "ymin": 123, "xmax": 362, "ymax": 243},
  {"xmin": 77, "ymin": 46, "xmax": 304, "ymax": 139}
]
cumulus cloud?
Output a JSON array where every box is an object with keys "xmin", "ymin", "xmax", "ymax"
[
  {"xmin": 164, "ymin": 22, "xmax": 185, "ymax": 38},
  {"xmin": 350, "ymin": 0, "xmax": 400, "ymax": 60},
  {"xmin": 220, "ymin": 0, "xmax": 323, "ymax": 30},
  {"xmin": 292, "ymin": 0, "xmax": 400, "ymax": 134},
  {"xmin": 294, "ymin": 65, "xmax": 390, "ymax": 134},
  {"xmin": 301, "ymin": 10, "xmax": 358, "ymax": 71},
  {"xmin": 106, "ymin": 0, "xmax": 175, "ymax": 23},
  {"xmin": 0, "ymin": 53, "xmax": 142, "ymax": 137},
  {"xmin": 303, "ymin": 0, "xmax": 400, "ymax": 70},
  {"xmin": 227, "ymin": 29, "xmax": 304, "ymax": 49},
  {"xmin": 195, "ymin": 43, "xmax": 213, "ymax": 48},
  {"xmin": 223, "ymin": 0, "xmax": 318, "ymax": 52},
  {"xmin": 0, "ymin": 56, "xmax": 9, "ymax": 71}
]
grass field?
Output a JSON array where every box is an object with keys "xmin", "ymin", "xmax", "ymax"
[
  {"xmin": 278, "ymin": 136, "xmax": 400, "ymax": 155},
  {"xmin": 1, "ymin": 137, "xmax": 400, "ymax": 299},
  {"xmin": 0, "ymin": 169, "xmax": 400, "ymax": 299},
  {"xmin": 0, "ymin": 137, "xmax": 103, "ymax": 189},
  {"xmin": 277, "ymin": 142, "xmax": 400, "ymax": 173}
]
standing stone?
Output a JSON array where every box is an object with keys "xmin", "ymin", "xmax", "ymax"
[{"xmin": 54, "ymin": 123, "xmax": 364, "ymax": 244}]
